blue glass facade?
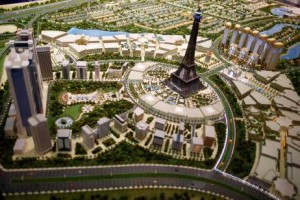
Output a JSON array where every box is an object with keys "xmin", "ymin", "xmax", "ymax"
[
  {"xmin": 11, "ymin": 68, "xmax": 35, "ymax": 136},
  {"xmin": 28, "ymin": 58, "xmax": 43, "ymax": 113}
]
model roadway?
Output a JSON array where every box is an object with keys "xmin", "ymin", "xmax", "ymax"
[
  {"xmin": 0, "ymin": 1, "xmax": 280, "ymax": 199},
  {"xmin": 0, "ymin": 164, "xmax": 277, "ymax": 200}
]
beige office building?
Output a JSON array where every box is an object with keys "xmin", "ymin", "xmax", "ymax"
[
  {"xmin": 82, "ymin": 125, "xmax": 95, "ymax": 149},
  {"xmin": 28, "ymin": 114, "xmax": 52, "ymax": 155}
]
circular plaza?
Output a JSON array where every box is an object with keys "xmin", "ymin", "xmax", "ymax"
[{"xmin": 126, "ymin": 62, "xmax": 224, "ymax": 124}]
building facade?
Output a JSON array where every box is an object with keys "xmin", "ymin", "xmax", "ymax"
[
  {"xmin": 76, "ymin": 61, "xmax": 87, "ymax": 79},
  {"xmin": 6, "ymin": 50, "xmax": 39, "ymax": 136},
  {"xmin": 96, "ymin": 117, "xmax": 111, "ymax": 138},
  {"xmin": 114, "ymin": 115, "xmax": 128, "ymax": 133},
  {"xmin": 135, "ymin": 121, "xmax": 149, "ymax": 140},
  {"xmin": 82, "ymin": 125, "xmax": 95, "ymax": 149},
  {"xmin": 36, "ymin": 45, "xmax": 53, "ymax": 81},
  {"xmin": 61, "ymin": 60, "xmax": 70, "ymax": 79},
  {"xmin": 28, "ymin": 114, "xmax": 52, "ymax": 154},
  {"xmin": 153, "ymin": 129, "xmax": 165, "ymax": 146},
  {"xmin": 57, "ymin": 129, "xmax": 72, "ymax": 152}
]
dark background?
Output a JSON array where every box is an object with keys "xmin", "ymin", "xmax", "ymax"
[{"xmin": 0, "ymin": 0, "xmax": 36, "ymax": 5}]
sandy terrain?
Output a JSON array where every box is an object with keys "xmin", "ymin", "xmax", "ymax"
[
  {"xmin": 0, "ymin": 24, "xmax": 18, "ymax": 34},
  {"xmin": 0, "ymin": 0, "xmax": 49, "ymax": 10}
]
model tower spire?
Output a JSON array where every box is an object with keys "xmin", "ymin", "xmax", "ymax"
[{"xmin": 165, "ymin": 6, "xmax": 204, "ymax": 98}]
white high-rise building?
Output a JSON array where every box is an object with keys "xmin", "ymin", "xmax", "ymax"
[
  {"xmin": 248, "ymin": 30, "xmax": 259, "ymax": 53},
  {"xmin": 229, "ymin": 24, "xmax": 240, "ymax": 45},
  {"xmin": 238, "ymin": 27, "xmax": 250, "ymax": 49},
  {"xmin": 257, "ymin": 34, "xmax": 268, "ymax": 61},
  {"xmin": 97, "ymin": 117, "xmax": 111, "ymax": 138},
  {"xmin": 265, "ymin": 42, "xmax": 284, "ymax": 70},
  {"xmin": 245, "ymin": 30, "xmax": 258, "ymax": 52},
  {"xmin": 221, "ymin": 22, "xmax": 232, "ymax": 46},
  {"xmin": 82, "ymin": 125, "xmax": 95, "ymax": 149},
  {"xmin": 261, "ymin": 38, "xmax": 276, "ymax": 63}
]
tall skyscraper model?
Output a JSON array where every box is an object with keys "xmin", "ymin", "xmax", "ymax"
[
  {"xmin": 5, "ymin": 29, "xmax": 43, "ymax": 136},
  {"xmin": 165, "ymin": 6, "xmax": 204, "ymax": 98}
]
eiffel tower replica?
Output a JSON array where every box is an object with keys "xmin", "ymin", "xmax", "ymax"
[{"xmin": 165, "ymin": 6, "xmax": 205, "ymax": 98}]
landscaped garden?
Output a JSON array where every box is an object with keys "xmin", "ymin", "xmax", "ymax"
[
  {"xmin": 0, "ymin": 81, "xmax": 10, "ymax": 117},
  {"xmin": 215, "ymin": 122, "xmax": 226, "ymax": 159},
  {"xmin": 47, "ymin": 80, "xmax": 124, "ymax": 135},
  {"xmin": 288, "ymin": 69, "xmax": 300, "ymax": 95},
  {"xmin": 60, "ymin": 104, "xmax": 83, "ymax": 120},
  {"xmin": 210, "ymin": 74, "xmax": 243, "ymax": 118},
  {"xmin": 226, "ymin": 120, "xmax": 256, "ymax": 178},
  {"xmin": 1, "ymin": 141, "xmax": 217, "ymax": 169}
]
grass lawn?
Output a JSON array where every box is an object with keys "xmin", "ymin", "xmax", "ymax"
[
  {"xmin": 61, "ymin": 104, "xmax": 83, "ymax": 120},
  {"xmin": 0, "ymin": 49, "xmax": 8, "ymax": 80},
  {"xmin": 5, "ymin": 189, "xmax": 224, "ymax": 200}
]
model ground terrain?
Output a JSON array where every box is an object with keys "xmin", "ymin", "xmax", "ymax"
[{"xmin": 0, "ymin": 0, "xmax": 300, "ymax": 199}]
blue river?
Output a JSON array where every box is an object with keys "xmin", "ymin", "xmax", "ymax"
[
  {"xmin": 260, "ymin": 23, "xmax": 300, "ymax": 36},
  {"xmin": 281, "ymin": 43, "xmax": 300, "ymax": 60},
  {"xmin": 261, "ymin": 24, "xmax": 300, "ymax": 60},
  {"xmin": 271, "ymin": 7, "xmax": 293, "ymax": 16}
]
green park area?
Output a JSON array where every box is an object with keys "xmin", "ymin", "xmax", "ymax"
[
  {"xmin": 226, "ymin": 120, "xmax": 256, "ymax": 178},
  {"xmin": 61, "ymin": 104, "xmax": 83, "ymax": 120},
  {"xmin": 214, "ymin": 123, "xmax": 226, "ymax": 159},
  {"xmin": 0, "ymin": 48, "xmax": 10, "ymax": 79},
  {"xmin": 1, "ymin": 141, "xmax": 215, "ymax": 169},
  {"xmin": 47, "ymin": 80, "xmax": 124, "ymax": 135},
  {"xmin": 5, "ymin": 189, "xmax": 224, "ymax": 200},
  {"xmin": 288, "ymin": 70, "xmax": 300, "ymax": 96},
  {"xmin": 210, "ymin": 75, "xmax": 243, "ymax": 118}
]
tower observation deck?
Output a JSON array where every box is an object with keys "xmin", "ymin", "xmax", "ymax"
[{"xmin": 165, "ymin": 7, "xmax": 205, "ymax": 98}]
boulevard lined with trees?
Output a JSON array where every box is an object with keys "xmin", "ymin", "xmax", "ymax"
[{"xmin": 210, "ymin": 74, "xmax": 243, "ymax": 118}]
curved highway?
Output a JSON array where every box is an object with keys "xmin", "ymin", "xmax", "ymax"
[
  {"xmin": 202, "ymin": 76, "xmax": 236, "ymax": 172},
  {"xmin": 0, "ymin": 164, "xmax": 278, "ymax": 200}
]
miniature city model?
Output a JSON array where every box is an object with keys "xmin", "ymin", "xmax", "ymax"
[{"xmin": 0, "ymin": 0, "xmax": 300, "ymax": 199}]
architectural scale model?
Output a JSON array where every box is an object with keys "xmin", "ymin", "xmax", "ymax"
[
  {"xmin": 0, "ymin": 0, "xmax": 300, "ymax": 199},
  {"xmin": 165, "ymin": 6, "xmax": 205, "ymax": 98}
]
